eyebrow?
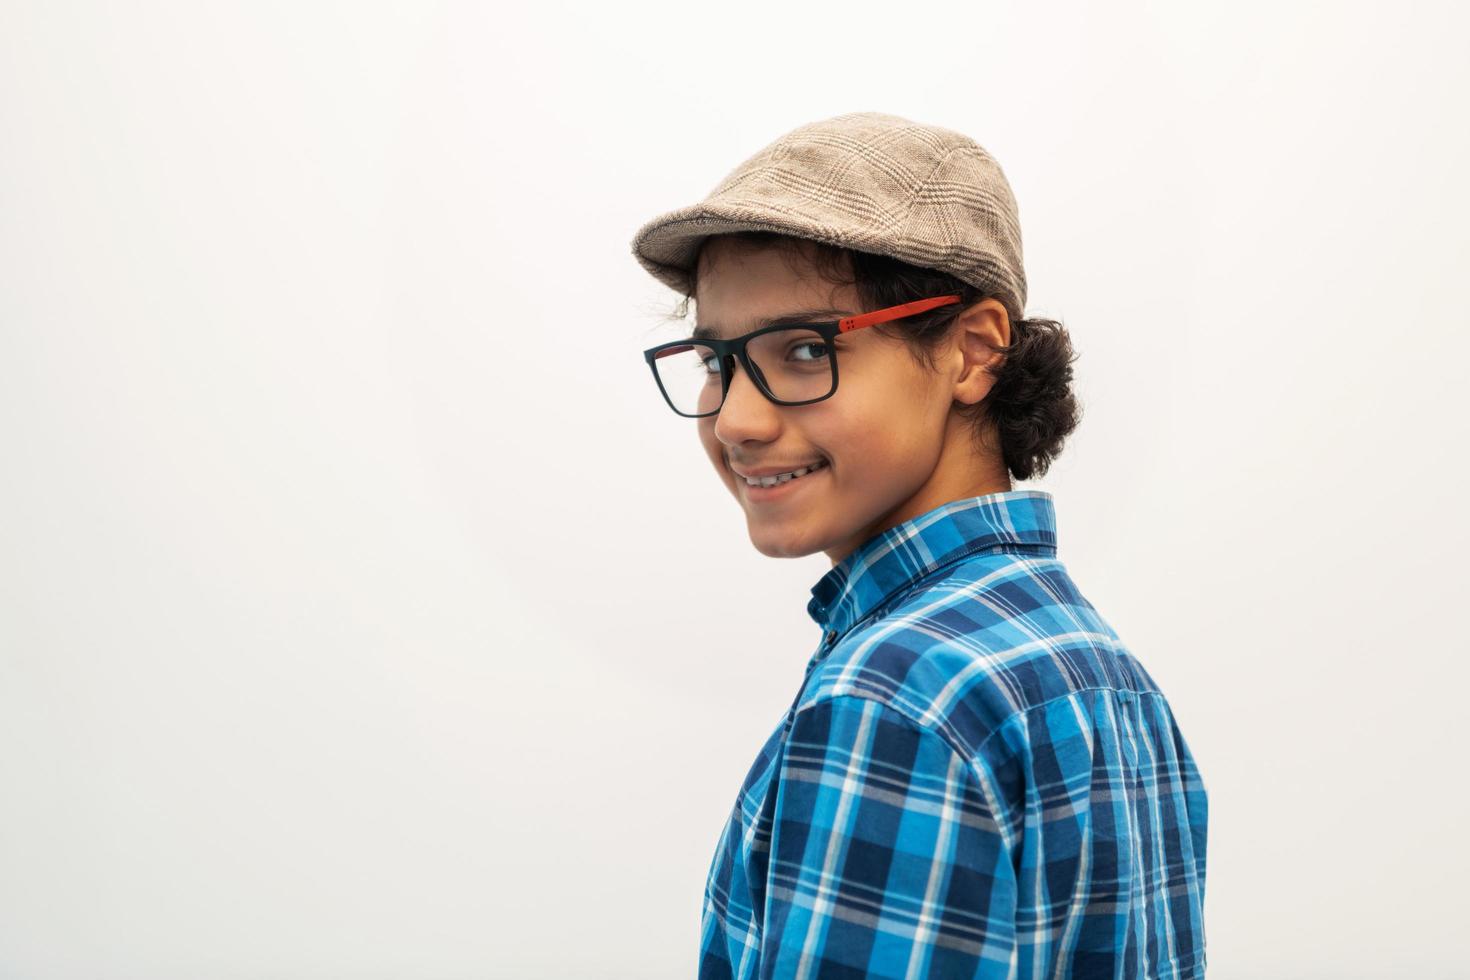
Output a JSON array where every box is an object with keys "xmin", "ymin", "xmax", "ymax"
[{"xmin": 691, "ymin": 307, "xmax": 853, "ymax": 343}]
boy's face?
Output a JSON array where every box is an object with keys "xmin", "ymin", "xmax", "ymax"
[{"xmin": 693, "ymin": 238, "xmax": 1010, "ymax": 566}]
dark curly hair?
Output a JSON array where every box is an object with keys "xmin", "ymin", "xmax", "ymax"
[{"xmin": 675, "ymin": 231, "xmax": 1084, "ymax": 483}]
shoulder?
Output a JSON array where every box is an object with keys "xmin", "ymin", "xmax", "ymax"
[
  {"xmin": 797, "ymin": 550, "xmax": 1165, "ymax": 764},
  {"xmin": 779, "ymin": 693, "xmax": 1016, "ymax": 849}
]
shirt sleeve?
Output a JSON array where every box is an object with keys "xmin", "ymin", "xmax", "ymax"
[{"xmin": 759, "ymin": 695, "xmax": 1018, "ymax": 979}]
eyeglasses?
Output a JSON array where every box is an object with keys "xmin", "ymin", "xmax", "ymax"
[{"xmin": 642, "ymin": 294, "xmax": 962, "ymax": 418}]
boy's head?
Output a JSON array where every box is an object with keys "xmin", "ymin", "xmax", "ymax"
[
  {"xmin": 632, "ymin": 112, "xmax": 1081, "ymax": 564},
  {"xmin": 687, "ymin": 231, "xmax": 1080, "ymax": 565}
]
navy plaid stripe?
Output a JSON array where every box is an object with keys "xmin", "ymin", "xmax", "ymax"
[{"xmin": 700, "ymin": 491, "xmax": 1208, "ymax": 978}]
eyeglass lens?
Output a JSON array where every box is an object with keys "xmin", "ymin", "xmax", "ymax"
[{"xmin": 654, "ymin": 327, "xmax": 833, "ymax": 416}]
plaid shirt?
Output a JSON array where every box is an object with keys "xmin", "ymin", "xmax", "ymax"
[{"xmin": 698, "ymin": 490, "xmax": 1208, "ymax": 979}]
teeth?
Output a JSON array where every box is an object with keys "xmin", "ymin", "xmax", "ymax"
[{"xmin": 743, "ymin": 459, "xmax": 827, "ymax": 487}]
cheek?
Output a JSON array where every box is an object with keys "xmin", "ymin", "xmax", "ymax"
[
  {"xmin": 824, "ymin": 382, "xmax": 909, "ymax": 457},
  {"xmin": 825, "ymin": 385, "xmax": 940, "ymax": 473}
]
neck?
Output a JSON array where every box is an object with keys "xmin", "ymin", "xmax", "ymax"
[{"xmin": 824, "ymin": 423, "xmax": 1012, "ymax": 567}]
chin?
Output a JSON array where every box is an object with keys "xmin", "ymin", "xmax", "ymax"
[{"xmin": 747, "ymin": 527, "xmax": 818, "ymax": 559}]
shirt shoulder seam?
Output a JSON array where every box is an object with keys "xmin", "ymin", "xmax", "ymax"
[
  {"xmin": 794, "ymin": 692, "xmax": 1019, "ymax": 853},
  {"xmin": 794, "ymin": 691, "xmax": 979, "ymax": 771},
  {"xmin": 972, "ymin": 686, "xmax": 1158, "ymax": 756},
  {"xmin": 803, "ymin": 684, "xmax": 1150, "ymax": 761}
]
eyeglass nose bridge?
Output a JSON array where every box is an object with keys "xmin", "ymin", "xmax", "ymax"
[{"xmin": 713, "ymin": 346, "xmax": 779, "ymax": 414}]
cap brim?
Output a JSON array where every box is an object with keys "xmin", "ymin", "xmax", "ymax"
[{"xmin": 630, "ymin": 202, "xmax": 859, "ymax": 297}]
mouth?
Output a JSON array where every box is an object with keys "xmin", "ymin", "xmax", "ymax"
[{"xmin": 737, "ymin": 458, "xmax": 829, "ymax": 501}]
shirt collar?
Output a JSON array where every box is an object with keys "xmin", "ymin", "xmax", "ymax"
[{"xmin": 806, "ymin": 490, "xmax": 1058, "ymax": 636}]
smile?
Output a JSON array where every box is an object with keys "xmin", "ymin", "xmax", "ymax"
[
  {"xmin": 739, "ymin": 459, "xmax": 828, "ymax": 488},
  {"xmin": 738, "ymin": 460, "xmax": 830, "ymax": 503}
]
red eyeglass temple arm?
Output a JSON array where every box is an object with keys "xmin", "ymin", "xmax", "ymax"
[
  {"xmin": 653, "ymin": 295, "xmax": 966, "ymax": 359},
  {"xmin": 837, "ymin": 294, "xmax": 963, "ymax": 333}
]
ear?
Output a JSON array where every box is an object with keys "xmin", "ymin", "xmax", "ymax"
[{"xmin": 951, "ymin": 298, "xmax": 1011, "ymax": 406}]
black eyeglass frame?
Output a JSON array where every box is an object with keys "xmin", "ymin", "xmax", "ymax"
[{"xmin": 642, "ymin": 294, "xmax": 963, "ymax": 419}]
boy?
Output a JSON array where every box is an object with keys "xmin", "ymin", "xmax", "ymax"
[{"xmin": 631, "ymin": 111, "xmax": 1207, "ymax": 979}]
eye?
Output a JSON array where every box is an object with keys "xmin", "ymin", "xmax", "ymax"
[{"xmin": 788, "ymin": 340, "xmax": 830, "ymax": 362}]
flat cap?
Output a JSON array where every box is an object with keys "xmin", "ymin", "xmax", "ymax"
[{"xmin": 630, "ymin": 111, "xmax": 1027, "ymax": 323}]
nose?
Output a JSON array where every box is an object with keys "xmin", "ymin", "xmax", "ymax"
[{"xmin": 712, "ymin": 354, "xmax": 781, "ymax": 443}]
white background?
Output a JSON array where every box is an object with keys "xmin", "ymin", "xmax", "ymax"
[{"xmin": 2, "ymin": 1, "xmax": 1467, "ymax": 977}]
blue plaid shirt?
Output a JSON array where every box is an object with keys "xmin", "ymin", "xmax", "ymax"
[{"xmin": 699, "ymin": 490, "xmax": 1208, "ymax": 979}]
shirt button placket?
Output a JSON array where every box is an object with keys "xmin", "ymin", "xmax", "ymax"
[{"xmin": 803, "ymin": 629, "xmax": 839, "ymax": 679}]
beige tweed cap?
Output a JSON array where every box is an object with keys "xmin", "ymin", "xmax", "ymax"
[{"xmin": 630, "ymin": 111, "xmax": 1028, "ymax": 323}]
